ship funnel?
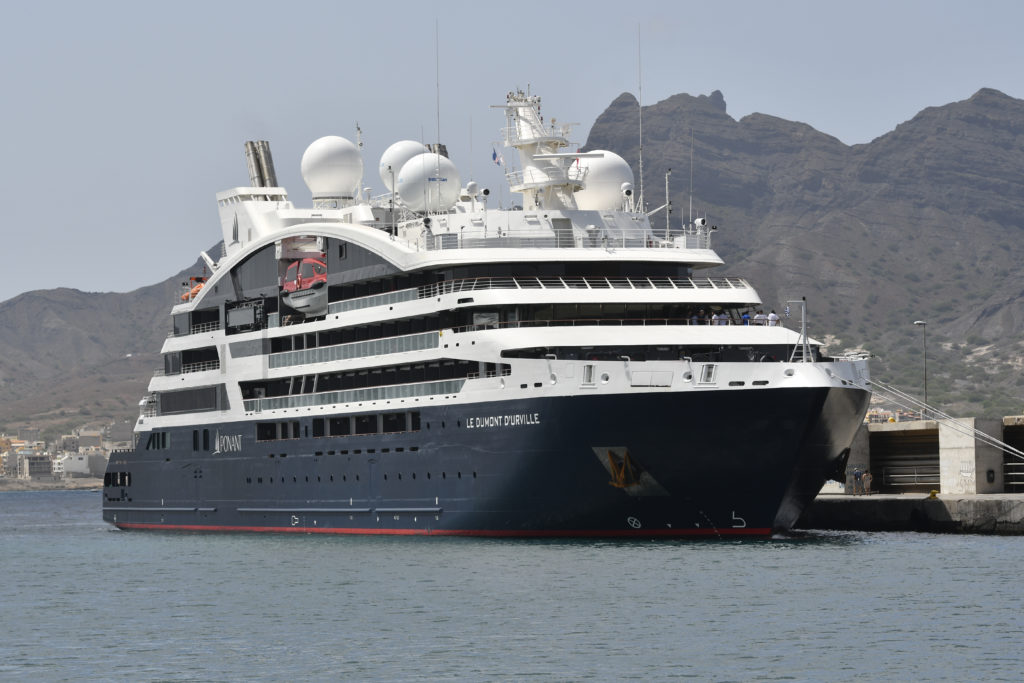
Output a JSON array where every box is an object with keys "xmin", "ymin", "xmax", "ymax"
[
  {"xmin": 427, "ymin": 143, "xmax": 449, "ymax": 158},
  {"xmin": 244, "ymin": 140, "xmax": 279, "ymax": 187}
]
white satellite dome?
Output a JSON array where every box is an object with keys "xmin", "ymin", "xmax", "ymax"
[
  {"xmin": 573, "ymin": 150, "xmax": 635, "ymax": 210},
  {"xmin": 379, "ymin": 140, "xmax": 428, "ymax": 192},
  {"xmin": 397, "ymin": 153, "xmax": 461, "ymax": 213},
  {"xmin": 301, "ymin": 136, "xmax": 363, "ymax": 199}
]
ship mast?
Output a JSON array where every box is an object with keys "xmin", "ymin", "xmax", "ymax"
[{"xmin": 498, "ymin": 90, "xmax": 601, "ymax": 211}]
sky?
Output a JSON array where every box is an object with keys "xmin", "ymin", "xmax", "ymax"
[{"xmin": 1, "ymin": 0, "xmax": 1021, "ymax": 303}]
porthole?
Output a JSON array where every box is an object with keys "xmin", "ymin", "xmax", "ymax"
[
  {"xmin": 601, "ymin": 373, "xmax": 610, "ymax": 384},
  {"xmin": 682, "ymin": 372, "xmax": 693, "ymax": 381}
]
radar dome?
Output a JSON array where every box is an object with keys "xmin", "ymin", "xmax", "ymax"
[
  {"xmin": 379, "ymin": 140, "xmax": 428, "ymax": 192},
  {"xmin": 301, "ymin": 136, "xmax": 363, "ymax": 199},
  {"xmin": 573, "ymin": 151, "xmax": 635, "ymax": 210},
  {"xmin": 397, "ymin": 153, "xmax": 461, "ymax": 213}
]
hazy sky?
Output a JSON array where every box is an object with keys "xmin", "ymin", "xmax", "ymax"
[{"xmin": 1, "ymin": 0, "xmax": 1021, "ymax": 303}]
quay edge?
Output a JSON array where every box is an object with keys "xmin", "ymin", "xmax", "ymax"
[{"xmin": 797, "ymin": 493, "xmax": 1024, "ymax": 535}]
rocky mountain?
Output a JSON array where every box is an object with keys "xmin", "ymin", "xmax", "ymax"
[
  {"xmin": 2, "ymin": 88, "xmax": 1023, "ymax": 437},
  {"xmin": 0, "ymin": 254, "xmax": 210, "ymax": 438},
  {"xmin": 585, "ymin": 87, "xmax": 1024, "ymax": 416}
]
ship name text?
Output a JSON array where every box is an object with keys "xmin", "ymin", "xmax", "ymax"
[{"xmin": 465, "ymin": 413, "xmax": 541, "ymax": 429}]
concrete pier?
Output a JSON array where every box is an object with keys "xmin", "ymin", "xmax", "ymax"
[{"xmin": 797, "ymin": 493, "xmax": 1024, "ymax": 534}]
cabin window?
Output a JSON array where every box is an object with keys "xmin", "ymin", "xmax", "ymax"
[
  {"xmin": 355, "ymin": 415, "xmax": 378, "ymax": 435},
  {"xmin": 329, "ymin": 417, "xmax": 351, "ymax": 436}
]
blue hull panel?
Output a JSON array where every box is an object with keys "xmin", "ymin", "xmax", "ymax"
[{"xmin": 103, "ymin": 386, "xmax": 869, "ymax": 537}]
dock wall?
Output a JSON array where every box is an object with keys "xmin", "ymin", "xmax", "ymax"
[
  {"xmin": 843, "ymin": 417, "xmax": 1021, "ymax": 494},
  {"xmin": 798, "ymin": 494, "xmax": 1024, "ymax": 534}
]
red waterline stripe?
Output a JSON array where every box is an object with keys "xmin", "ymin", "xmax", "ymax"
[{"xmin": 116, "ymin": 523, "xmax": 772, "ymax": 537}]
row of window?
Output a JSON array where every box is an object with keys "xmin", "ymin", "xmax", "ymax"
[
  {"xmin": 270, "ymin": 316, "xmax": 441, "ymax": 353},
  {"xmin": 245, "ymin": 470, "xmax": 476, "ymax": 485},
  {"xmin": 502, "ymin": 344, "xmax": 800, "ymax": 363},
  {"xmin": 256, "ymin": 411, "xmax": 422, "ymax": 442},
  {"xmin": 104, "ymin": 471, "xmax": 132, "ymax": 487},
  {"xmin": 143, "ymin": 432, "xmax": 170, "ymax": 450},
  {"xmin": 241, "ymin": 361, "xmax": 506, "ymax": 400}
]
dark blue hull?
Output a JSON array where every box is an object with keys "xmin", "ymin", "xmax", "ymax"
[{"xmin": 103, "ymin": 386, "xmax": 869, "ymax": 537}]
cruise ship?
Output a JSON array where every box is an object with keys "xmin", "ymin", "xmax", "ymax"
[{"xmin": 103, "ymin": 89, "xmax": 871, "ymax": 537}]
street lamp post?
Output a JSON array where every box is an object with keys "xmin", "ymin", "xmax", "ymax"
[{"xmin": 914, "ymin": 320, "xmax": 928, "ymax": 418}]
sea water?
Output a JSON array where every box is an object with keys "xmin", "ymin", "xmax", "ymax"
[{"xmin": 1, "ymin": 490, "xmax": 1022, "ymax": 681}]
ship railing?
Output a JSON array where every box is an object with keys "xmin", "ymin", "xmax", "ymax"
[
  {"xmin": 450, "ymin": 316, "xmax": 787, "ymax": 334},
  {"xmin": 416, "ymin": 232, "xmax": 712, "ymax": 251},
  {"xmin": 152, "ymin": 359, "xmax": 222, "ymax": 377},
  {"xmin": 416, "ymin": 275, "xmax": 751, "ymax": 298},
  {"xmin": 326, "ymin": 288, "xmax": 418, "ymax": 316},
  {"xmin": 269, "ymin": 331, "xmax": 440, "ymax": 369},
  {"xmin": 503, "ymin": 164, "xmax": 589, "ymax": 189},
  {"xmin": 466, "ymin": 367, "xmax": 514, "ymax": 380},
  {"xmin": 168, "ymin": 321, "xmax": 222, "ymax": 338},
  {"xmin": 138, "ymin": 394, "xmax": 159, "ymax": 418},
  {"xmin": 501, "ymin": 125, "xmax": 571, "ymax": 147},
  {"xmin": 317, "ymin": 276, "xmax": 749, "ymax": 322},
  {"xmin": 242, "ymin": 379, "xmax": 466, "ymax": 413},
  {"xmin": 418, "ymin": 225, "xmax": 659, "ymax": 251}
]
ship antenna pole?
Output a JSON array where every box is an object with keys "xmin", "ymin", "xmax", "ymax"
[
  {"xmin": 664, "ymin": 168, "xmax": 671, "ymax": 240},
  {"xmin": 688, "ymin": 127, "xmax": 694, "ymax": 225},
  {"xmin": 435, "ymin": 19, "xmax": 441, "ymax": 149},
  {"xmin": 637, "ymin": 24, "xmax": 644, "ymax": 210},
  {"xmin": 434, "ymin": 19, "xmax": 442, "ymax": 213}
]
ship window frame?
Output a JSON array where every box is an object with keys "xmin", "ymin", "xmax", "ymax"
[{"xmin": 698, "ymin": 364, "xmax": 718, "ymax": 385}]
